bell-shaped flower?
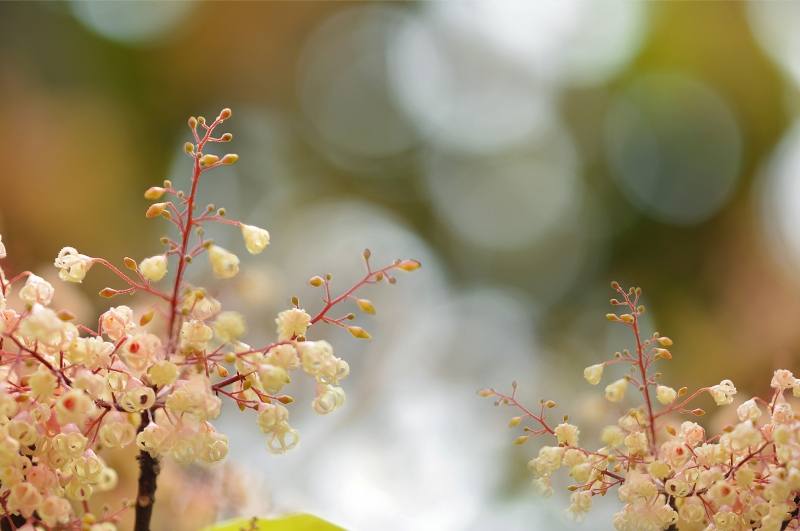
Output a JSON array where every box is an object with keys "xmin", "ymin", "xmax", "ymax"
[{"xmin": 240, "ymin": 223, "xmax": 270, "ymax": 254}]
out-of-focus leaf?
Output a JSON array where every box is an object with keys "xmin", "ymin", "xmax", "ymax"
[{"xmin": 202, "ymin": 514, "xmax": 346, "ymax": 531}]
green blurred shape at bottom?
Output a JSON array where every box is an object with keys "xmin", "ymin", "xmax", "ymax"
[{"xmin": 203, "ymin": 514, "xmax": 346, "ymax": 531}]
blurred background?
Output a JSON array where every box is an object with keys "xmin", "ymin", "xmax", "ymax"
[{"xmin": 1, "ymin": 2, "xmax": 800, "ymax": 530}]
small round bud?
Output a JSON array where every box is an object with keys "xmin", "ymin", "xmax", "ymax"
[
  {"xmin": 309, "ymin": 276, "xmax": 324, "ymax": 287},
  {"xmin": 346, "ymin": 313, "xmax": 355, "ymax": 320},
  {"xmin": 198, "ymin": 116, "xmax": 206, "ymax": 125},
  {"xmin": 221, "ymin": 133, "xmax": 233, "ymax": 142},
  {"xmin": 218, "ymin": 208, "xmax": 226, "ymax": 216},
  {"xmin": 611, "ymin": 281, "xmax": 620, "ymax": 289},
  {"xmin": 224, "ymin": 352, "xmax": 236, "ymax": 364},
  {"xmin": 291, "ymin": 296, "xmax": 299, "ymax": 306},
  {"xmin": 184, "ymin": 142, "xmax": 194, "ymax": 153},
  {"xmin": 219, "ymin": 108, "xmax": 232, "ymax": 120},
  {"xmin": 189, "ymin": 117, "xmax": 197, "ymax": 128},
  {"xmin": 546, "ymin": 400, "xmax": 556, "ymax": 408},
  {"xmin": 363, "ymin": 248, "xmax": 371, "ymax": 260},
  {"xmin": 139, "ymin": 309, "xmax": 155, "ymax": 326}
]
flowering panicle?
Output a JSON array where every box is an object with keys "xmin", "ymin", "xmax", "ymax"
[
  {"xmin": 0, "ymin": 109, "xmax": 418, "ymax": 530},
  {"xmin": 482, "ymin": 282, "xmax": 800, "ymax": 531}
]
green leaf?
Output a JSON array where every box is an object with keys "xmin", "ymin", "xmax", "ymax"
[{"xmin": 203, "ymin": 514, "xmax": 347, "ymax": 531}]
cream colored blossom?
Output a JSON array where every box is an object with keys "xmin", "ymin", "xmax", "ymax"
[
  {"xmin": 737, "ymin": 398, "xmax": 761, "ymax": 422},
  {"xmin": 276, "ymin": 308, "xmax": 311, "ymax": 341},
  {"xmin": 554, "ymin": 422, "xmax": 580, "ymax": 446},
  {"xmin": 180, "ymin": 319, "xmax": 213, "ymax": 351},
  {"xmin": 208, "ymin": 245, "xmax": 239, "ymax": 279},
  {"xmin": 213, "ymin": 311, "xmax": 247, "ymax": 342},
  {"xmin": 148, "ymin": 360, "xmax": 180, "ymax": 387},
  {"xmin": 54, "ymin": 247, "xmax": 93, "ymax": 283},
  {"xmin": 312, "ymin": 385, "xmax": 346, "ymax": 415},
  {"xmin": 709, "ymin": 379, "xmax": 736, "ymax": 405},
  {"xmin": 772, "ymin": 369, "xmax": 796, "ymax": 391},
  {"xmin": 583, "ymin": 364, "xmax": 603, "ymax": 385},
  {"xmin": 101, "ymin": 306, "xmax": 134, "ymax": 341},
  {"xmin": 19, "ymin": 304, "xmax": 63, "ymax": 343},
  {"xmin": 139, "ymin": 255, "xmax": 168, "ymax": 282},
  {"xmin": 19, "ymin": 274, "xmax": 54, "ymax": 307},
  {"xmin": 240, "ymin": 224, "xmax": 270, "ymax": 254},
  {"xmin": 656, "ymin": 385, "xmax": 676, "ymax": 405}
]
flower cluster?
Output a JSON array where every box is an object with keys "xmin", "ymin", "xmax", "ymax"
[
  {"xmin": 0, "ymin": 109, "xmax": 418, "ymax": 530},
  {"xmin": 482, "ymin": 283, "xmax": 800, "ymax": 531}
]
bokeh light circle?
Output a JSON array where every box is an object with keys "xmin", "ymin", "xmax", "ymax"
[
  {"xmin": 605, "ymin": 73, "xmax": 743, "ymax": 226},
  {"xmin": 297, "ymin": 6, "xmax": 418, "ymax": 163},
  {"xmin": 424, "ymin": 122, "xmax": 582, "ymax": 251},
  {"xmin": 70, "ymin": 0, "xmax": 195, "ymax": 47}
]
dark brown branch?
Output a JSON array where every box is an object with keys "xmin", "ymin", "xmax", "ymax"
[{"xmin": 134, "ymin": 410, "xmax": 160, "ymax": 531}]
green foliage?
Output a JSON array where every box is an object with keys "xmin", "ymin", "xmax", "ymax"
[{"xmin": 203, "ymin": 514, "xmax": 346, "ymax": 531}]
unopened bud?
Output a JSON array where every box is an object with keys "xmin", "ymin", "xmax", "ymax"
[
  {"xmin": 200, "ymin": 154, "xmax": 219, "ymax": 166},
  {"xmin": 276, "ymin": 395, "xmax": 294, "ymax": 404},
  {"xmin": 220, "ymin": 133, "xmax": 232, "ymax": 142},
  {"xmin": 396, "ymin": 259, "xmax": 421, "ymax": 272},
  {"xmin": 606, "ymin": 314, "xmax": 619, "ymax": 322},
  {"xmin": 144, "ymin": 187, "xmax": 167, "ymax": 200},
  {"xmin": 216, "ymin": 365, "xmax": 229, "ymax": 377},
  {"xmin": 691, "ymin": 409, "xmax": 705, "ymax": 416},
  {"xmin": 139, "ymin": 310, "xmax": 155, "ymax": 326},
  {"xmin": 189, "ymin": 117, "xmax": 197, "ymax": 128},
  {"xmin": 348, "ymin": 326, "xmax": 371, "ymax": 340},
  {"xmin": 224, "ymin": 352, "xmax": 236, "ymax": 364},
  {"xmin": 198, "ymin": 116, "xmax": 206, "ymax": 125},
  {"xmin": 656, "ymin": 337, "xmax": 673, "ymax": 347},
  {"xmin": 546, "ymin": 400, "xmax": 556, "ymax": 408},
  {"xmin": 309, "ymin": 276, "xmax": 324, "ymax": 287},
  {"xmin": 219, "ymin": 108, "xmax": 232, "ymax": 120},
  {"xmin": 184, "ymin": 142, "xmax": 194, "ymax": 154},
  {"xmin": 656, "ymin": 348, "xmax": 672, "ymax": 360},
  {"xmin": 375, "ymin": 272, "xmax": 384, "ymax": 281},
  {"xmin": 386, "ymin": 276, "xmax": 396, "ymax": 285},
  {"xmin": 478, "ymin": 389, "xmax": 494, "ymax": 397},
  {"xmin": 509, "ymin": 417, "xmax": 522, "ymax": 427},
  {"xmin": 678, "ymin": 387, "xmax": 688, "ymax": 397},
  {"xmin": 221, "ymin": 154, "xmax": 238, "ymax": 165},
  {"xmin": 619, "ymin": 314, "xmax": 633, "ymax": 323},
  {"xmin": 611, "ymin": 281, "xmax": 620, "ymax": 289},
  {"xmin": 363, "ymin": 248, "xmax": 371, "ymax": 260},
  {"xmin": 56, "ymin": 309, "xmax": 76, "ymax": 321},
  {"xmin": 124, "ymin": 257, "xmax": 138, "ymax": 271},
  {"xmin": 512, "ymin": 436, "xmax": 529, "ymax": 445},
  {"xmin": 665, "ymin": 424, "xmax": 676, "ymax": 436},
  {"xmin": 237, "ymin": 402, "xmax": 246, "ymax": 411},
  {"xmin": 346, "ymin": 313, "xmax": 355, "ymax": 320},
  {"xmin": 99, "ymin": 288, "xmax": 117, "ymax": 298},
  {"xmin": 146, "ymin": 203, "xmax": 168, "ymax": 218},
  {"xmin": 291, "ymin": 296, "xmax": 299, "ymax": 306},
  {"xmin": 357, "ymin": 299, "xmax": 375, "ymax": 314}
]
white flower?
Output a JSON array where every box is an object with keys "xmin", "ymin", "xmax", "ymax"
[
  {"xmin": 583, "ymin": 364, "xmax": 603, "ymax": 385},
  {"xmin": 276, "ymin": 308, "xmax": 311, "ymax": 340},
  {"xmin": 240, "ymin": 224, "xmax": 270, "ymax": 254},
  {"xmin": 53, "ymin": 247, "xmax": 92, "ymax": 283},
  {"xmin": 148, "ymin": 360, "xmax": 180, "ymax": 387},
  {"xmin": 139, "ymin": 255, "xmax": 168, "ymax": 282},
  {"xmin": 709, "ymin": 379, "xmax": 736, "ymax": 405},
  {"xmin": 656, "ymin": 385, "xmax": 677, "ymax": 405},
  {"xmin": 19, "ymin": 304, "xmax": 63, "ymax": 343},
  {"xmin": 101, "ymin": 306, "xmax": 134, "ymax": 341},
  {"xmin": 772, "ymin": 369, "xmax": 796, "ymax": 391},
  {"xmin": 737, "ymin": 398, "xmax": 761, "ymax": 422},
  {"xmin": 312, "ymin": 385, "xmax": 345, "ymax": 415},
  {"xmin": 208, "ymin": 245, "xmax": 239, "ymax": 279},
  {"xmin": 605, "ymin": 379, "xmax": 627, "ymax": 403},
  {"xmin": 19, "ymin": 274, "xmax": 54, "ymax": 307}
]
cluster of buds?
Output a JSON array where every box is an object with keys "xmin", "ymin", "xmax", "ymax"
[
  {"xmin": 0, "ymin": 109, "xmax": 419, "ymax": 529},
  {"xmin": 482, "ymin": 283, "xmax": 800, "ymax": 531}
]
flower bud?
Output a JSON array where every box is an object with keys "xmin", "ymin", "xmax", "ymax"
[
  {"xmin": 356, "ymin": 299, "xmax": 375, "ymax": 314},
  {"xmin": 396, "ymin": 259, "xmax": 420, "ymax": 272},
  {"xmin": 347, "ymin": 326, "xmax": 371, "ymax": 339},
  {"xmin": 199, "ymin": 154, "xmax": 219, "ymax": 166},
  {"xmin": 605, "ymin": 379, "xmax": 627, "ymax": 403},
  {"xmin": 146, "ymin": 203, "xmax": 168, "ymax": 218},
  {"xmin": 208, "ymin": 246, "xmax": 239, "ymax": 279},
  {"xmin": 240, "ymin": 224, "xmax": 269, "ymax": 254},
  {"xmin": 583, "ymin": 364, "xmax": 603, "ymax": 385},
  {"xmin": 144, "ymin": 187, "xmax": 167, "ymax": 200},
  {"xmin": 221, "ymin": 154, "xmax": 238, "ymax": 165},
  {"xmin": 656, "ymin": 385, "xmax": 677, "ymax": 405},
  {"xmin": 139, "ymin": 255, "xmax": 168, "ymax": 282}
]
